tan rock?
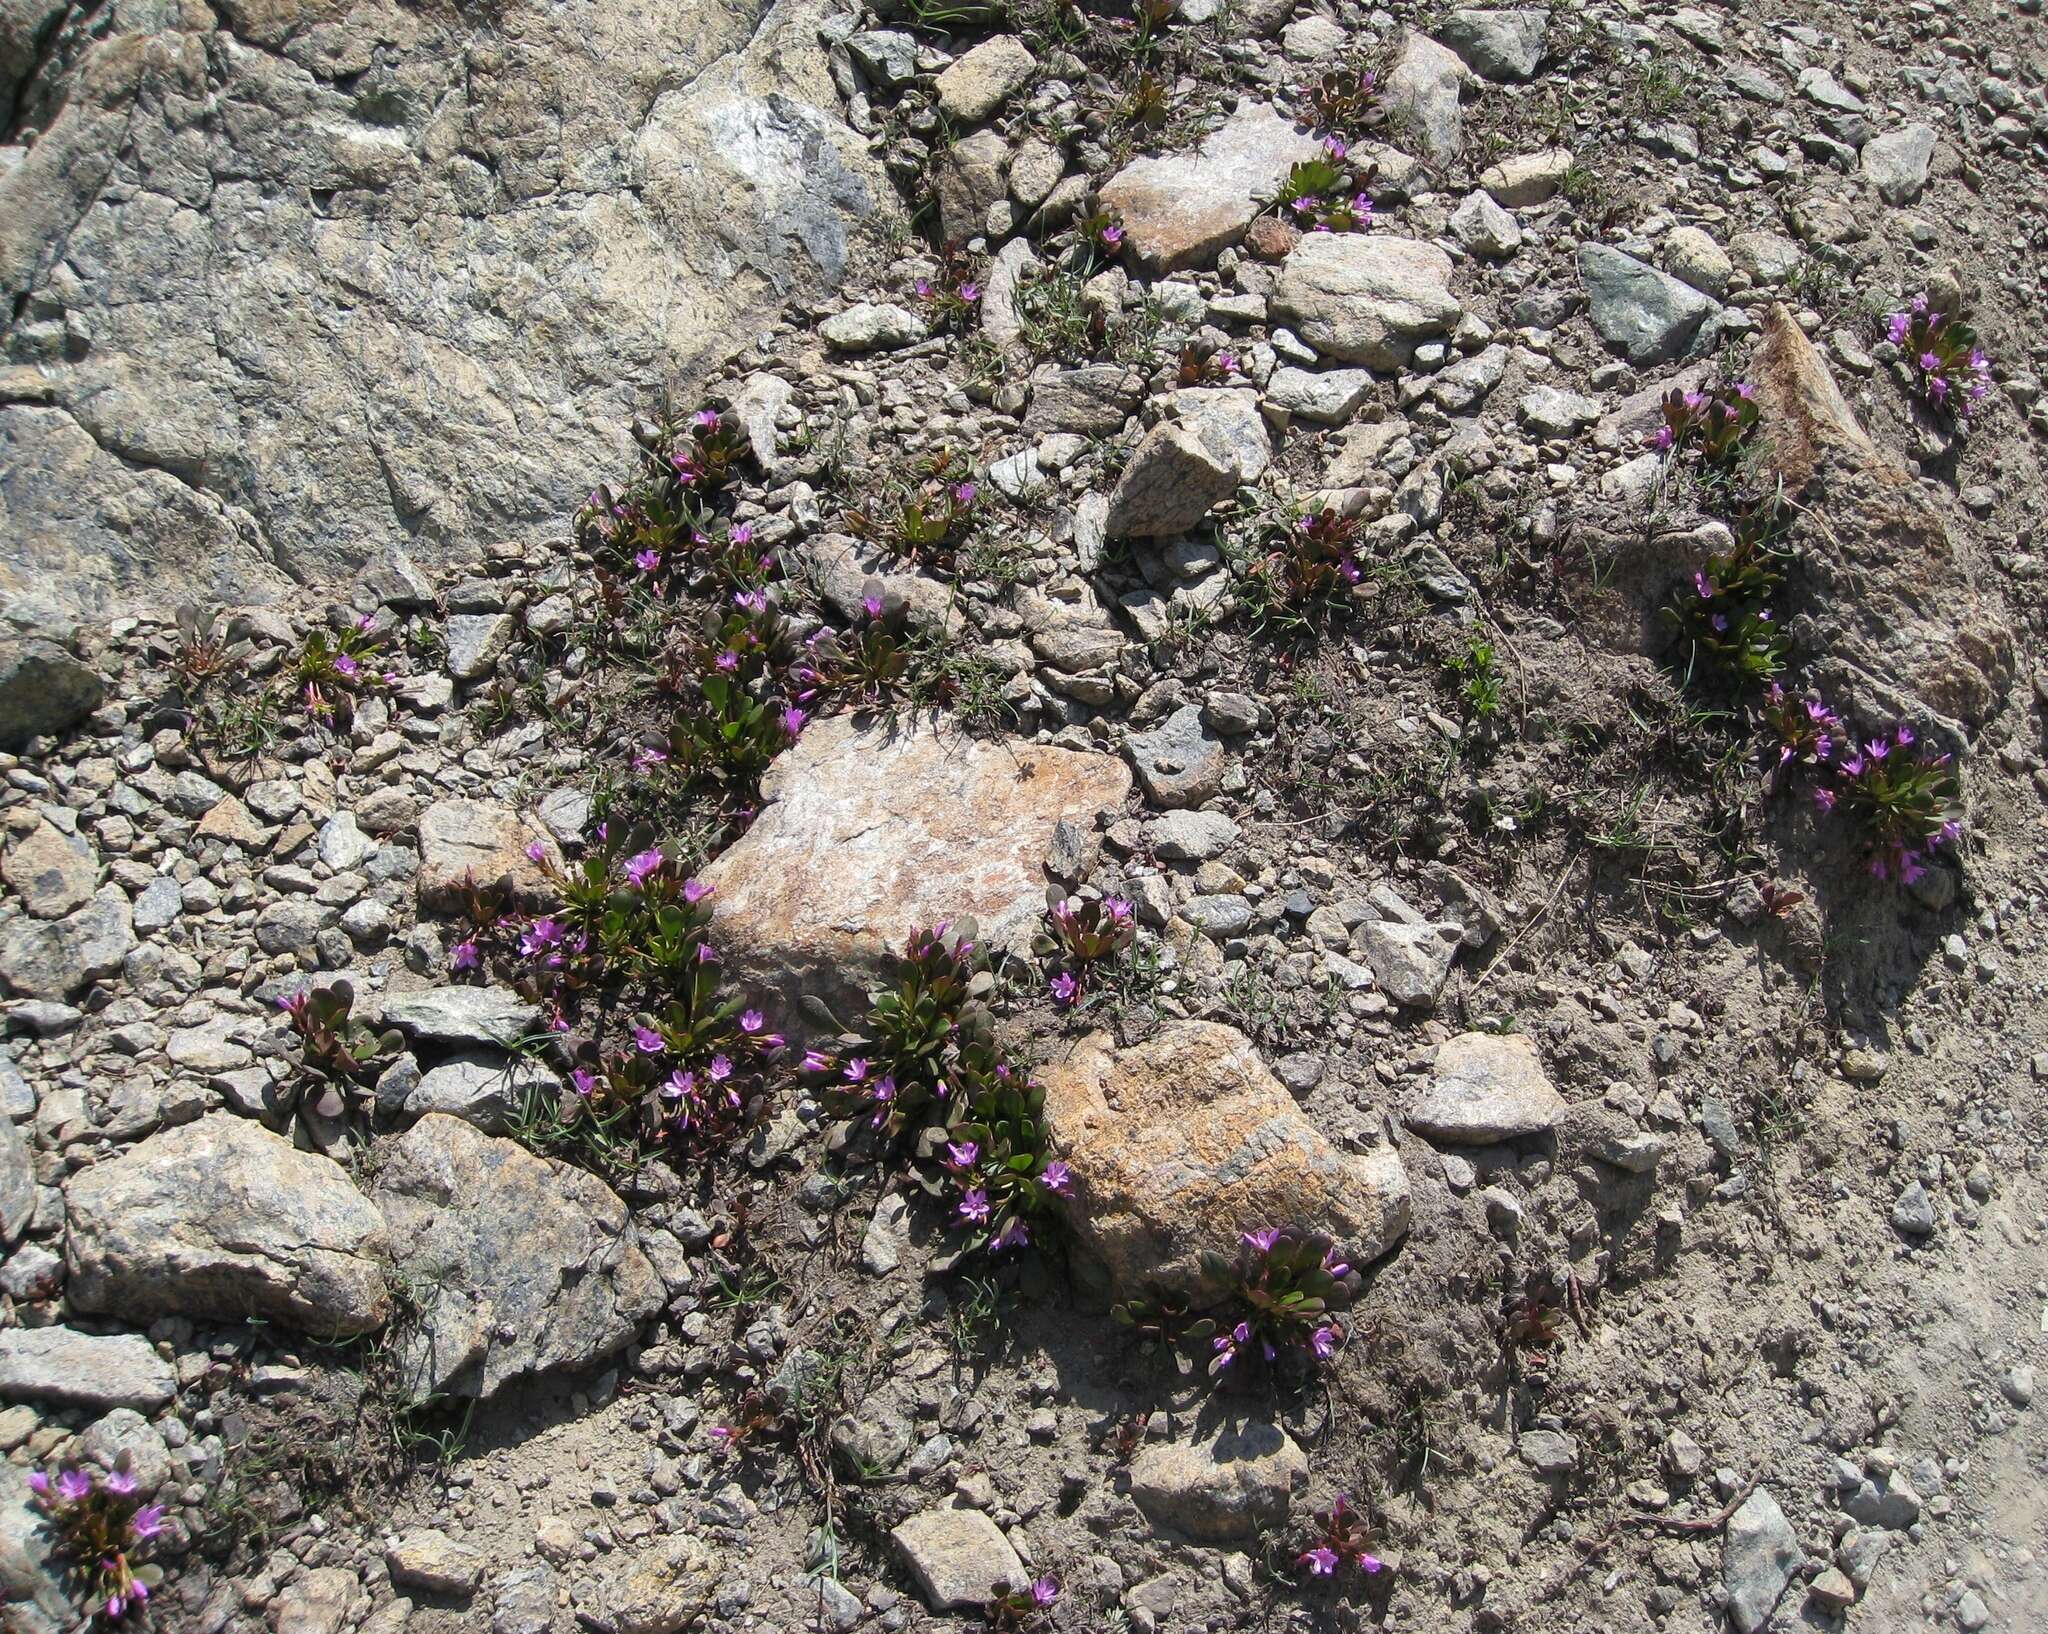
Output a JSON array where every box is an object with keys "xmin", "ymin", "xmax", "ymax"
[
  {"xmin": 1271, "ymin": 234, "xmax": 1463, "ymax": 369},
  {"xmin": 1041, "ymin": 1021, "xmax": 1410, "ymax": 1302},
  {"xmin": 703, "ymin": 715, "xmax": 1130, "ymax": 1016},
  {"xmin": 1403, "ymin": 1032, "xmax": 1566, "ymax": 1142},
  {"xmin": 933, "ymin": 35, "xmax": 1035, "ymax": 124},
  {"xmin": 1, "ymin": 819, "xmax": 96, "ymax": 918},
  {"xmin": 194, "ymin": 793, "xmax": 272, "ymax": 847},
  {"xmin": 1753, "ymin": 305, "xmax": 2014, "ymax": 735},
  {"xmin": 416, "ymin": 798, "xmax": 562, "ymax": 910},
  {"xmin": 1100, "ymin": 103, "xmax": 1324, "ymax": 275},
  {"xmin": 1128, "ymin": 1420, "xmax": 1307, "ymax": 1541}
]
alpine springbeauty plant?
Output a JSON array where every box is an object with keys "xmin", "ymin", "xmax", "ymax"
[
  {"xmin": 1296, "ymin": 1492, "xmax": 1385, "ymax": 1580},
  {"xmin": 1662, "ymin": 510, "xmax": 1791, "ymax": 689},
  {"xmin": 1034, "ymin": 887, "xmax": 1136, "ymax": 1007},
  {"xmin": 1885, "ymin": 295, "xmax": 1992, "ymax": 420},
  {"xmin": 1202, "ymin": 1227, "xmax": 1360, "ymax": 1378},
  {"xmin": 290, "ymin": 615, "xmax": 392, "ymax": 726},
  {"xmin": 986, "ymin": 1574, "xmax": 1061, "ymax": 1631},
  {"xmin": 1275, "ymin": 146, "xmax": 1375, "ymax": 234},
  {"xmin": 913, "ymin": 245, "xmax": 984, "ymax": 334},
  {"xmin": 28, "ymin": 1456, "xmax": 168, "ymax": 1624},
  {"xmin": 1261, "ymin": 506, "xmax": 1365, "ymax": 609},
  {"xmin": 845, "ymin": 451, "xmax": 981, "ymax": 566},
  {"xmin": 1757, "ymin": 684, "xmax": 1843, "ymax": 782},
  {"xmin": 1826, "ymin": 725, "xmax": 1960, "ymax": 884},
  {"xmin": 273, "ymin": 979, "xmax": 403, "ymax": 1146},
  {"xmin": 1653, "ymin": 380, "xmax": 1759, "ymax": 468},
  {"xmin": 1297, "ymin": 58, "xmax": 1385, "ymax": 140}
]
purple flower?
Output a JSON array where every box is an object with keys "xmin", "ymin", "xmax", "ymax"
[
  {"xmin": 633, "ymin": 745, "xmax": 669, "ymax": 771},
  {"xmin": 1323, "ymin": 135, "xmax": 1347, "ymax": 159},
  {"xmin": 707, "ymin": 1054, "xmax": 733, "ymax": 1082},
  {"xmin": 519, "ymin": 918, "xmax": 565, "ymax": 958},
  {"xmin": 663, "ymin": 1069, "xmax": 695, "ymax": 1101},
  {"xmin": 868, "ymin": 1076, "xmax": 896, "ymax": 1125},
  {"xmin": 1311, "ymin": 1325, "xmax": 1338, "ymax": 1360},
  {"xmin": 692, "ymin": 409, "xmax": 722, "ymax": 432},
  {"xmin": 333, "ymin": 653, "xmax": 361, "ymax": 680},
  {"xmin": 633, "ymin": 1024, "xmax": 664, "ymax": 1054},
  {"xmin": 1652, "ymin": 423, "xmax": 1675, "ymax": 451},
  {"xmin": 1049, "ymin": 971, "xmax": 1079, "ymax": 1006},
  {"xmin": 946, "ymin": 1140, "xmax": 979, "ymax": 1170},
  {"xmin": 782, "ymin": 706, "xmax": 808, "ymax": 738},
  {"xmin": 952, "ymin": 481, "xmax": 978, "ymax": 506},
  {"xmin": 740, "ymin": 1009, "xmax": 765, "ymax": 1033},
  {"xmin": 106, "ymin": 1468, "xmax": 138, "ymax": 1497},
  {"xmin": 1030, "ymin": 1575, "xmax": 1060, "ymax": 1608},
  {"xmin": 843, "ymin": 1057, "xmax": 870, "ymax": 1083},
  {"xmin": 683, "ymin": 878, "xmax": 713, "ymax": 904},
  {"xmin": 1693, "ymin": 570, "xmax": 1713, "ymax": 599},
  {"xmin": 1041, "ymin": 1160, "xmax": 1073, "ymax": 1196},
  {"xmin": 1300, "ymin": 1546, "xmax": 1339, "ymax": 1577},
  {"xmin": 1104, "ymin": 896, "xmax": 1134, "ymax": 925},
  {"xmin": 730, "ymin": 523, "xmax": 755, "ymax": 547},
  {"xmin": 1242, "ymin": 1227, "xmax": 1282, "ymax": 1255},
  {"xmin": 1322, "ymin": 1247, "xmax": 1349, "ymax": 1278},
  {"xmin": 958, "ymin": 281, "xmax": 981, "ymax": 302},
  {"xmin": 624, "ymin": 847, "xmax": 664, "ymax": 887},
  {"xmin": 1100, "ymin": 223, "xmax": 1124, "ymax": 248},
  {"xmin": 571, "ymin": 1069, "xmax": 600, "ymax": 1098},
  {"xmin": 958, "ymin": 1187, "xmax": 991, "ymax": 1225},
  {"xmin": 1886, "ymin": 311, "xmax": 1910, "ymax": 345},
  {"xmin": 990, "ymin": 1216, "xmax": 1031, "ymax": 1253},
  {"xmin": 26, "ymin": 1471, "xmax": 47, "ymax": 1498},
  {"xmin": 450, "ymin": 939, "xmax": 480, "ymax": 973},
  {"xmin": 716, "ymin": 650, "xmax": 740, "ymax": 673},
  {"xmin": 56, "ymin": 1469, "xmax": 91, "ymax": 1504},
  {"xmin": 635, "ymin": 548, "xmax": 662, "ymax": 573},
  {"xmin": 1813, "ymin": 785, "xmax": 1838, "ymax": 813}
]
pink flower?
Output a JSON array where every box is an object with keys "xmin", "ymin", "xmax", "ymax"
[
  {"xmin": 1242, "ymin": 1227, "xmax": 1281, "ymax": 1254},
  {"xmin": 450, "ymin": 939, "xmax": 480, "ymax": 972},
  {"xmin": 106, "ymin": 1468, "xmax": 138, "ymax": 1497},
  {"xmin": 781, "ymin": 707, "xmax": 807, "ymax": 738},
  {"xmin": 1049, "ymin": 971, "xmax": 1079, "ymax": 1006},
  {"xmin": 1100, "ymin": 223, "xmax": 1124, "ymax": 248},
  {"xmin": 1030, "ymin": 1575, "xmax": 1060, "ymax": 1608},
  {"xmin": 633, "ymin": 745, "xmax": 668, "ymax": 771},
  {"xmin": 56, "ymin": 1469, "xmax": 91, "ymax": 1503},
  {"xmin": 525, "ymin": 840, "xmax": 548, "ymax": 863},
  {"xmin": 623, "ymin": 847, "xmax": 664, "ymax": 887},
  {"xmin": 333, "ymin": 653, "xmax": 361, "ymax": 680},
  {"xmin": 740, "ymin": 1009, "xmax": 765, "ymax": 1033},
  {"xmin": 1041, "ymin": 1160, "xmax": 1073, "ymax": 1195},
  {"xmin": 990, "ymin": 1216, "xmax": 1031, "ymax": 1253},
  {"xmin": 1311, "ymin": 1325, "xmax": 1338, "ymax": 1359},
  {"xmin": 958, "ymin": 282, "xmax": 981, "ymax": 302},
  {"xmin": 633, "ymin": 1024, "xmax": 664, "ymax": 1054},
  {"xmin": 683, "ymin": 878, "xmax": 713, "ymax": 903},
  {"xmin": 958, "ymin": 1187, "xmax": 991, "ymax": 1225},
  {"xmin": 1300, "ymin": 1546, "xmax": 1339, "ymax": 1577},
  {"xmin": 635, "ymin": 548, "xmax": 662, "ymax": 573}
]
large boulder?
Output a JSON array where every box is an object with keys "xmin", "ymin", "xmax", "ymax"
[
  {"xmin": 1040, "ymin": 1021, "xmax": 1410, "ymax": 1302},
  {"xmin": 1271, "ymin": 235, "xmax": 1463, "ymax": 369},
  {"xmin": 1751, "ymin": 305, "xmax": 2013, "ymax": 738},
  {"xmin": 702, "ymin": 716, "xmax": 1131, "ymax": 1017},
  {"xmin": 372, "ymin": 1115, "xmax": 663, "ymax": 1399},
  {"xmin": 0, "ymin": 0, "xmax": 890, "ymax": 619},
  {"xmin": 64, "ymin": 1113, "xmax": 392, "ymax": 1337},
  {"xmin": 1099, "ymin": 103, "xmax": 1324, "ymax": 274},
  {"xmin": 0, "ymin": 639, "xmax": 104, "ymax": 749}
]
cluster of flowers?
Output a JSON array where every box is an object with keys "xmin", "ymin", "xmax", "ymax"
[
  {"xmin": 986, "ymin": 1574, "xmax": 1061, "ymax": 1631},
  {"xmin": 291, "ymin": 613, "xmax": 395, "ymax": 727},
  {"xmin": 912, "ymin": 245, "xmax": 983, "ymax": 333},
  {"xmin": 1261, "ymin": 506, "xmax": 1366, "ymax": 610},
  {"xmin": 799, "ymin": 920, "xmax": 1068, "ymax": 1257},
  {"xmin": 846, "ymin": 450, "xmax": 981, "ymax": 565},
  {"xmin": 1034, "ymin": 889, "xmax": 1136, "ymax": 1007},
  {"xmin": 1885, "ymin": 294, "xmax": 1992, "ymax": 420},
  {"xmin": 1296, "ymin": 58, "xmax": 1384, "ymax": 142},
  {"xmin": 1203, "ymin": 1227, "xmax": 1358, "ymax": 1378},
  {"xmin": 1652, "ymin": 380, "xmax": 1759, "ymax": 467},
  {"xmin": 273, "ymin": 977, "xmax": 403, "ymax": 1145},
  {"xmin": 1296, "ymin": 1492, "xmax": 1384, "ymax": 1580},
  {"xmin": 1276, "ymin": 142, "xmax": 1375, "ymax": 234},
  {"xmin": 29, "ymin": 1460, "xmax": 167, "ymax": 1624},
  {"xmin": 1663, "ymin": 508, "xmax": 1791, "ymax": 689},
  {"xmin": 1176, "ymin": 342, "xmax": 1242, "ymax": 386},
  {"xmin": 1761, "ymin": 688, "xmax": 1961, "ymax": 883}
]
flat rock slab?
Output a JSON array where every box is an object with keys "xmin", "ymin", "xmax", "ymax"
[
  {"xmin": 1578, "ymin": 243, "xmax": 1718, "ymax": 364},
  {"xmin": 372, "ymin": 1115, "xmax": 662, "ymax": 1399},
  {"xmin": 1723, "ymin": 1487, "xmax": 1803, "ymax": 1633},
  {"xmin": 1128, "ymin": 1420, "xmax": 1308, "ymax": 1541},
  {"xmin": 2, "ymin": 819, "xmax": 96, "ymax": 919},
  {"xmin": 892, "ymin": 1506, "xmax": 1025, "ymax": 1610},
  {"xmin": 0, "ymin": 886, "xmax": 134, "ymax": 1000},
  {"xmin": 1752, "ymin": 305, "xmax": 2012, "ymax": 738},
  {"xmin": 0, "ymin": 1327, "xmax": 176, "ymax": 1413},
  {"xmin": 416, "ymin": 799, "xmax": 563, "ymax": 911},
  {"xmin": 65, "ymin": 1113, "xmax": 392, "ymax": 1337},
  {"xmin": 1271, "ymin": 234, "xmax": 1463, "ymax": 369},
  {"xmin": 1100, "ymin": 103, "xmax": 1324, "ymax": 275},
  {"xmin": 377, "ymin": 986, "xmax": 543, "ymax": 1050},
  {"xmin": 1105, "ymin": 422, "xmax": 1238, "ymax": 539},
  {"xmin": 1403, "ymin": 1032, "xmax": 1566, "ymax": 1142},
  {"xmin": 703, "ymin": 715, "xmax": 1130, "ymax": 1017},
  {"xmin": 1042, "ymin": 1021, "xmax": 1410, "ymax": 1302}
]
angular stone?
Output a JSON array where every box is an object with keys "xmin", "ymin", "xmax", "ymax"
[
  {"xmin": 1024, "ymin": 364, "xmax": 1145, "ymax": 435},
  {"xmin": 1752, "ymin": 306, "xmax": 2012, "ymax": 736},
  {"xmin": 1165, "ymin": 387, "xmax": 1273, "ymax": 482},
  {"xmin": 373, "ymin": 1115, "xmax": 663, "ymax": 1399},
  {"xmin": 1099, "ymin": 103, "xmax": 1324, "ymax": 275},
  {"xmin": 605, "ymin": 1536, "xmax": 719, "ymax": 1634},
  {"xmin": 0, "ymin": 1113, "xmax": 32, "ymax": 1244},
  {"xmin": 66, "ymin": 1115, "xmax": 391, "ymax": 1335},
  {"xmin": 1404, "ymin": 1032, "xmax": 1567, "ymax": 1142},
  {"xmin": 1125, "ymin": 705, "xmax": 1228, "ymax": 811},
  {"xmin": 1578, "ymin": 243, "xmax": 1718, "ymax": 364},
  {"xmin": 0, "ymin": 1327, "xmax": 176, "ymax": 1413},
  {"xmin": 445, "ymin": 613, "xmax": 516, "ymax": 682},
  {"xmin": 1860, "ymin": 124, "xmax": 1935, "ymax": 205},
  {"xmin": 1265, "ymin": 366, "xmax": 1373, "ymax": 423},
  {"xmin": 1723, "ymin": 1488, "xmax": 1803, "ymax": 1634},
  {"xmin": 387, "ymin": 1529, "xmax": 484, "ymax": 1596},
  {"xmin": 1383, "ymin": 30, "xmax": 1468, "ymax": 160},
  {"xmin": 278, "ymin": 1566, "xmax": 363, "ymax": 1634},
  {"xmin": 0, "ymin": 640, "xmax": 103, "ymax": 751},
  {"xmin": 1105, "ymin": 423, "xmax": 1238, "ymax": 538},
  {"xmin": 403, "ymin": 1053, "xmax": 557, "ymax": 1133},
  {"xmin": 936, "ymin": 129, "xmax": 1010, "ymax": 243},
  {"xmin": 1144, "ymin": 809, "xmax": 1241, "ymax": 862},
  {"xmin": 317, "ymin": 811, "xmax": 373, "ymax": 872},
  {"xmin": 1354, "ymin": 917, "xmax": 1461, "ymax": 1007},
  {"xmin": 1042, "ymin": 1021, "xmax": 1410, "ymax": 1302},
  {"xmin": 0, "ymin": 887, "xmax": 135, "ymax": 1000},
  {"xmin": 1480, "ymin": 146, "xmax": 1571, "ymax": 206},
  {"xmin": 377, "ymin": 986, "xmax": 544, "ymax": 1050},
  {"xmin": 2, "ymin": 820, "xmax": 95, "ymax": 919},
  {"xmin": 934, "ymin": 35, "xmax": 1035, "ymax": 123},
  {"xmin": 1129, "ymin": 1420, "xmax": 1308, "ymax": 1541},
  {"xmin": 1271, "ymin": 234, "xmax": 1462, "ymax": 369},
  {"xmin": 1448, "ymin": 189, "xmax": 1521, "ymax": 258},
  {"xmin": 1518, "ymin": 385, "xmax": 1602, "ymax": 436},
  {"xmin": 892, "ymin": 1506, "xmax": 1025, "ymax": 1611},
  {"xmin": 1436, "ymin": 8, "xmax": 1549, "ymax": 81},
  {"xmin": 1661, "ymin": 224, "xmax": 1732, "ymax": 299},
  {"xmin": 704, "ymin": 716, "xmax": 1129, "ymax": 1016},
  {"xmin": 819, "ymin": 302, "xmax": 927, "ymax": 352},
  {"xmin": 417, "ymin": 799, "xmax": 562, "ymax": 911}
]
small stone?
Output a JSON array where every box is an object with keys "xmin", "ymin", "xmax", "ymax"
[
  {"xmin": 2002, "ymin": 1365, "xmax": 2035, "ymax": 1408},
  {"xmin": 934, "ymin": 36, "xmax": 1036, "ymax": 123},
  {"xmin": 1265, "ymin": 366, "xmax": 1374, "ymax": 423},
  {"xmin": 0, "ymin": 888, "xmax": 136, "ymax": 1000},
  {"xmin": 1479, "ymin": 147, "xmax": 1572, "ymax": 207},
  {"xmin": 820, "ymin": 303, "xmax": 927, "ymax": 352},
  {"xmin": 2, "ymin": 820, "xmax": 97, "ymax": 919},
  {"xmin": 0, "ymin": 640, "xmax": 105, "ymax": 750},
  {"xmin": 1128, "ymin": 1421, "xmax": 1308, "ymax": 1541},
  {"xmin": 1145, "ymin": 809, "xmax": 1241, "ymax": 862},
  {"xmin": 1722, "ymin": 1488, "xmax": 1802, "ymax": 1634},
  {"xmin": 1860, "ymin": 124, "xmax": 1936, "ymax": 204},
  {"xmin": 1519, "ymin": 1429, "xmax": 1577, "ymax": 1474},
  {"xmin": 387, "ymin": 1529, "xmax": 485, "ymax": 1596},
  {"xmin": 1436, "ymin": 7, "xmax": 1550, "ymax": 81},
  {"xmin": 1890, "ymin": 1180, "xmax": 1936, "ymax": 1237},
  {"xmin": 1106, "ymin": 423, "xmax": 1238, "ymax": 538},
  {"xmin": 1405, "ymin": 1032, "xmax": 1566, "ymax": 1142},
  {"xmin": 1808, "ymin": 1567, "xmax": 1858, "ymax": 1611},
  {"xmin": 1126, "ymin": 705, "xmax": 1229, "ymax": 810},
  {"xmin": 862, "ymin": 1193, "xmax": 912, "ymax": 1275},
  {"xmin": 380, "ymin": 986, "xmax": 544, "ymax": 1050},
  {"xmin": 1448, "ymin": 190, "xmax": 1522, "ymax": 258},
  {"xmin": 1578, "ymin": 244, "xmax": 1719, "ymax": 364},
  {"xmin": 892, "ymin": 1506, "xmax": 1026, "ymax": 1611},
  {"xmin": 1661, "ymin": 225, "xmax": 1732, "ymax": 300},
  {"xmin": 445, "ymin": 613, "xmax": 516, "ymax": 682}
]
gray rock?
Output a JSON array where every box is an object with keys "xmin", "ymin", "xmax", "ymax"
[
  {"xmin": 1844, "ymin": 1471, "xmax": 1921, "ymax": 1530},
  {"xmin": 1891, "ymin": 1180, "xmax": 1936, "ymax": 1236},
  {"xmin": 892, "ymin": 1506, "xmax": 1026, "ymax": 1611},
  {"xmin": 1145, "ymin": 809, "xmax": 1241, "ymax": 862},
  {"xmin": 1404, "ymin": 1032, "xmax": 1566, "ymax": 1141},
  {"xmin": 0, "ymin": 1113, "xmax": 31, "ymax": 1245},
  {"xmin": 1106, "ymin": 423, "xmax": 1238, "ymax": 538},
  {"xmin": 1518, "ymin": 385, "xmax": 1602, "ymax": 436},
  {"xmin": 1126, "ymin": 705, "xmax": 1229, "ymax": 810},
  {"xmin": 1184, "ymin": 895, "xmax": 1252, "ymax": 937},
  {"xmin": 0, "ymin": 641, "xmax": 103, "ymax": 750},
  {"xmin": 862, "ymin": 1192, "xmax": 911, "ymax": 1275},
  {"xmin": 1, "ymin": 820, "xmax": 95, "ymax": 919},
  {"xmin": 66, "ymin": 1113, "xmax": 392, "ymax": 1336},
  {"xmin": 1271, "ymin": 234, "xmax": 1463, "ymax": 369},
  {"xmin": 1796, "ymin": 66, "xmax": 1867, "ymax": 114},
  {"xmin": 1166, "ymin": 387, "xmax": 1273, "ymax": 482},
  {"xmin": 0, "ymin": 887, "xmax": 135, "ymax": 1000},
  {"xmin": 130, "ymin": 877, "xmax": 184, "ymax": 933},
  {"xmin": 74, "ymin": 1408, "xmax": 172, "ymax": 1494},
  {"xmin": 403, "ymin": 1053, "xmax": 558, "ymax": 1133},
  {"xmin": 0, "ymin": 2, "xmax": 885, "ymax": 619},
  {"xmin": 1577, "ymin": 243, "xmax": 1719, "ymax": 364},
  {"xmin": 1024, "ymin": 364, "xmax": 1145, "ymax": 435},
  {"xmin": 0, "ymin": 1327, "xmax": 176, "ymax": 1413},
  {"xmin": 379, "ymin": 986, "xmax": 544, "ymax": 1050},
  {"xmin": 1479, "ymin": 146, "xmax": 1572, "ymax": 206},
  {"xmin": 0, "ymin": 1461, "xmax": 69, "ymax": 1633},
  {"xmin": 936, "ymin": 129, "xmax": 1010, "ymax": 243},
  {"xmin": 253, "ymin": 897, "xmax": 328, "ymax": 960},
  {"xmin": 1383, "ymin": 30, "xmax": 1468, "ymax": 160},
  {"xmin": 933, "ymin": 35, "xmax": 1035, "ymax": 123},
  {"xmin": 1861, "ymin": 124, "xmax": 1936, "ymax": 205},
  {"xmin": 1722, "ymin": 1488, "xmax": 1803, "ymax": 1634},
  {"xmin": 1519, "ymin": 1429, "xmax": 1577, "ymax": 1474},
  {"xmin": 819, "ymin": 301, "xmax": 927, "ymax": 352},
  {"xmin": 1264, "ymin": 366, "xmax": 1373, "ymax": 423},
  {"xmin": 1660, "ymin": 225, "xmax": 1732, "ymax": 299},
  {"xmin": 1432, "ymin": 344, "xmax": 1509, "ymax": 414},
  {"xmin": 1436, "ymin": 7, "xmax": 1549, "ymax": 81},
  {"xmin": 846, "ymin": 30, "xmax": 918, "ymax": 88},
  {"xmin": 1128, "ymin": 1420, "xmax": 1308, "ymax": 1541},
  {"xmin": 445, "ymin": 613, "xmax": 516, "ymax": 682},
  {"xmin": 416, "ymin": 799, "xmax": 562, "ymax": 910},
  {"xmin": 372, "ymin": 1115, "xmax": 663, "ymax": 1399},
  {"xmin": 1730, "ymin": 229, "xmax": 1802, "ymax": 284},
  {"xmin": 489, "ymin": 1564, "xmax": 558, "ymax": 1634},
  {"xmin": 1448, "ymin": 189, "xmax": 1522, "ymax": 258},
  {"xmin": 1354, "ymin": 918, "xmax": 1461, "ymax": 1008},
  {"xmin": 317, "ymin": 812, "xmax": 373, "ymax": 872}
]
